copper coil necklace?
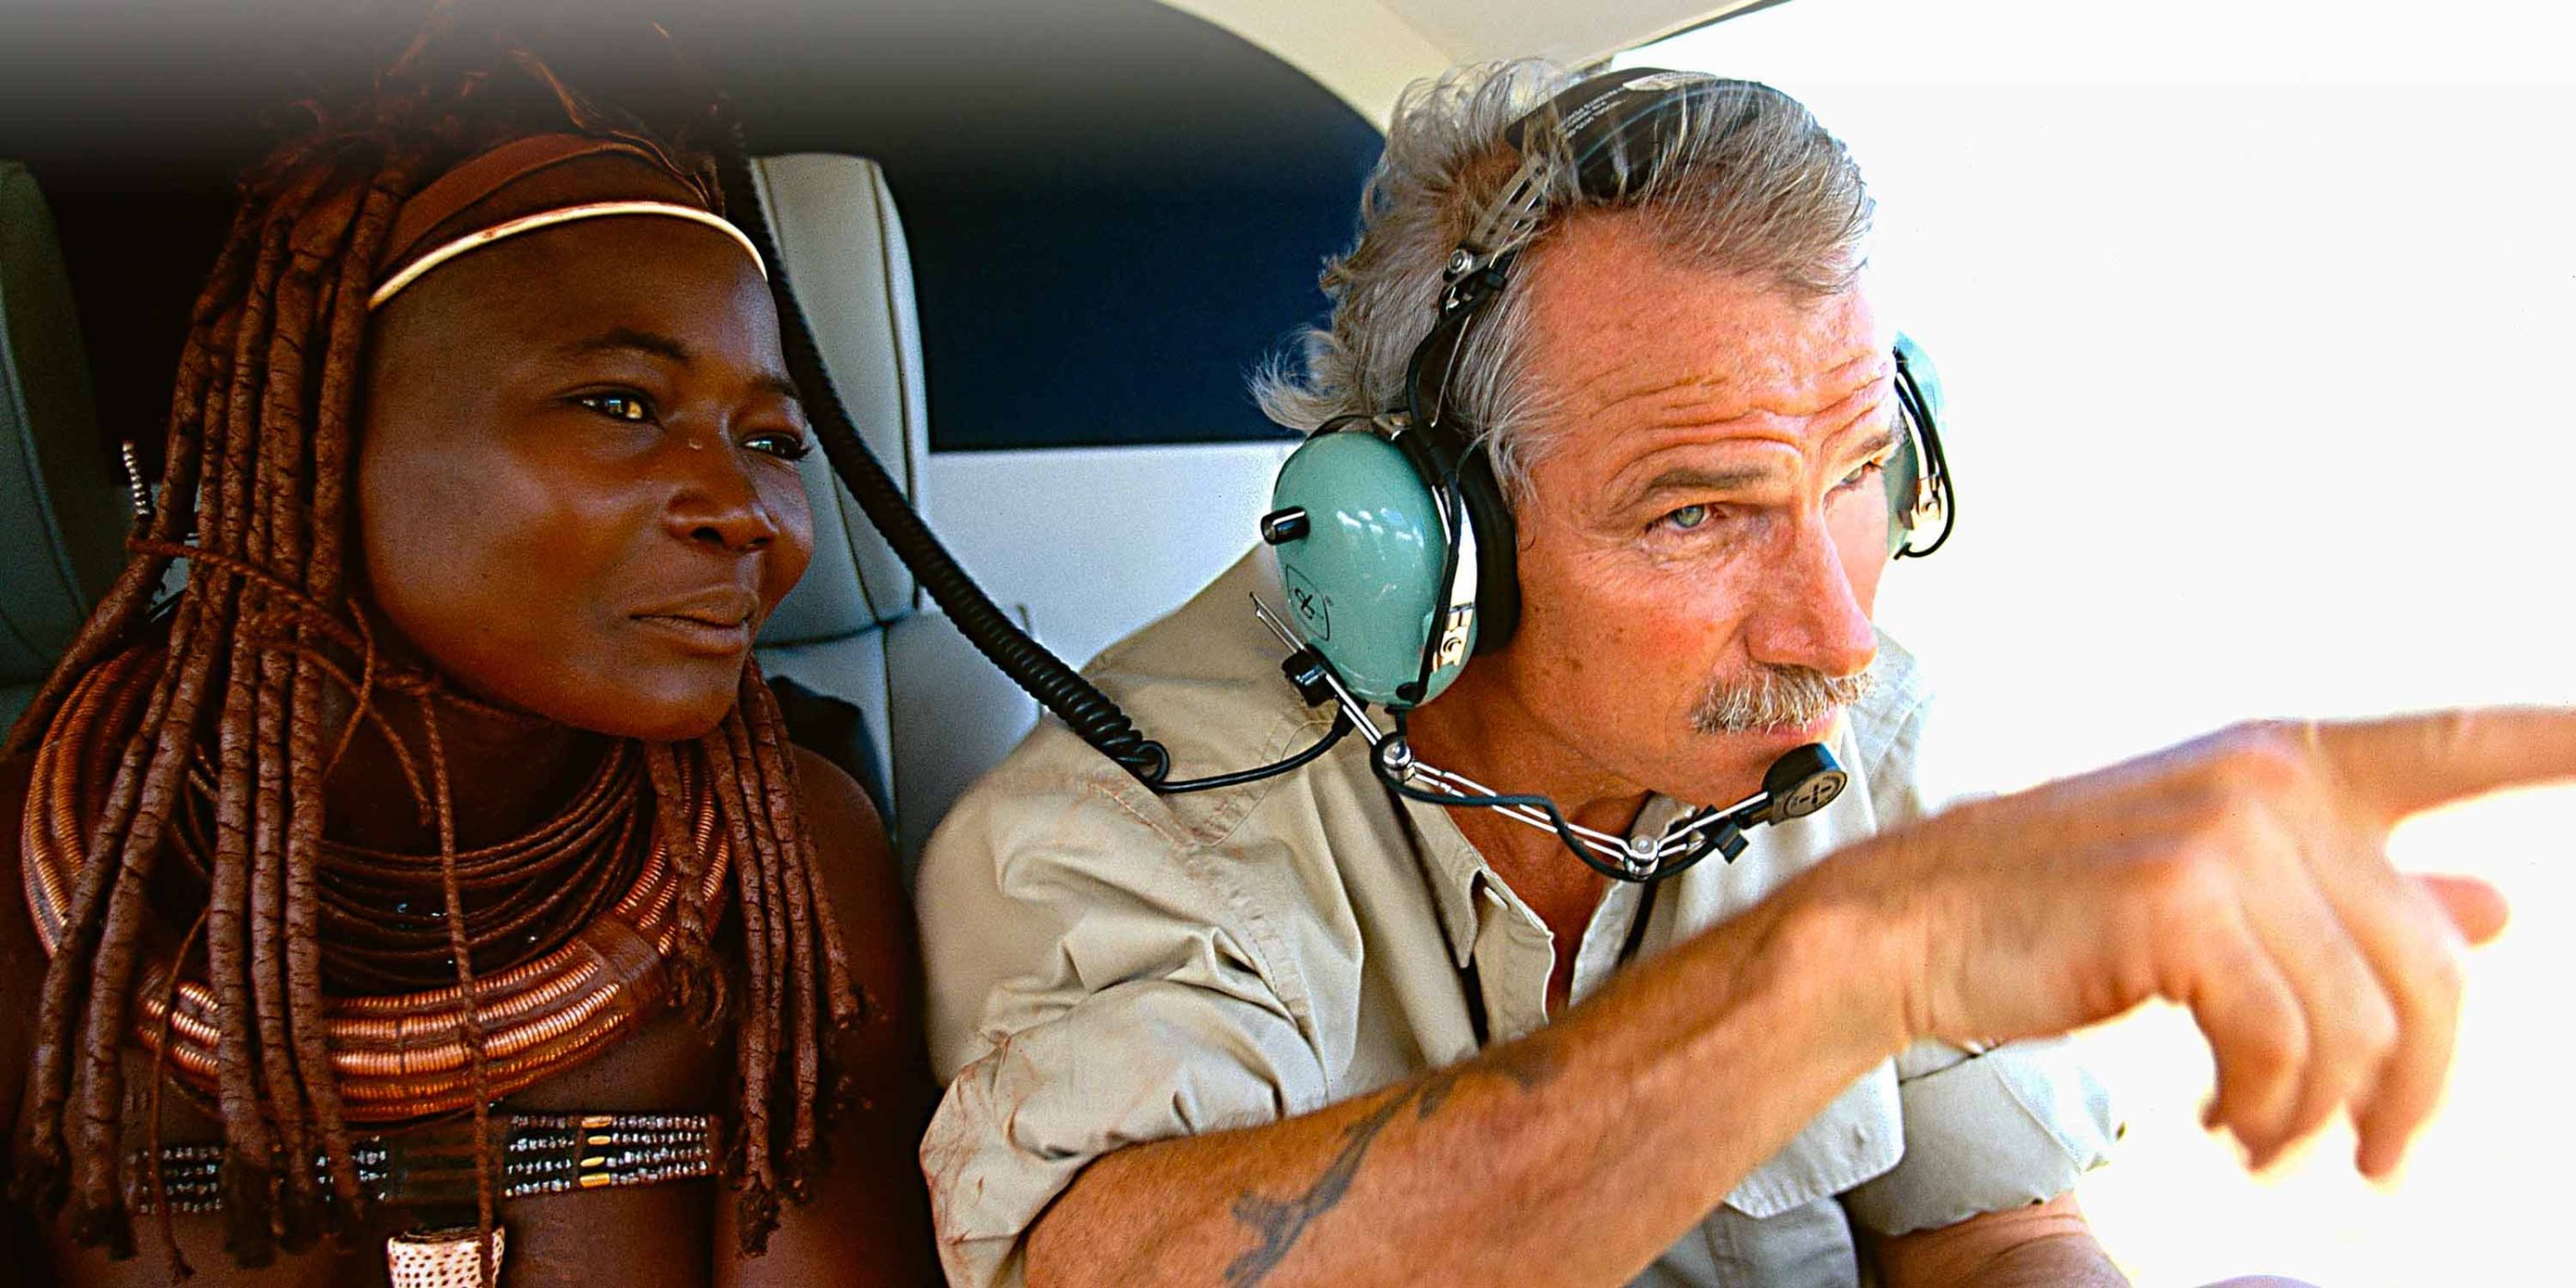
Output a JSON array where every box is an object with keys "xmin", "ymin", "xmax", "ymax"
[
  {"xmin": 20, "ymin": 647, "xmax": 731, "ymax": 1121},
  {"xmin": 153, "ymin": 719, "xmax": 651, "ymax": 995}
]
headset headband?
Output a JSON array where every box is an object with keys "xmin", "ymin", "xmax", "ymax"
[{"xmin": 1411, "ymin": 69, "xmax": 1742, "ymax": 437}]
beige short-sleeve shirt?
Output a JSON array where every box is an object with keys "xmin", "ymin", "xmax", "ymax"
[{"xmin": 917, "ymin": 553, "xmax": 2117, "ymax": 1287}]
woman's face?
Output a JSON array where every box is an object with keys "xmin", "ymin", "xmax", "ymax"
[{"xmin": 359, "ymin": 187, "xmax": 813, "ymax": 742}]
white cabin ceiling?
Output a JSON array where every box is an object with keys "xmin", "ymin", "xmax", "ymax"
[
  {"xmin": 1164, "ymin": 0, "xmax": 1786, "ymax": 125},
  {"xmin": 1373, "ymin": 0, "xmax": 1785, "ymax": 64}
]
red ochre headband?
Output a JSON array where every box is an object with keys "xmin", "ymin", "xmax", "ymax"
[{"xmin": 368, "ymin": 133, "xmax": 765, "ymax": 312}]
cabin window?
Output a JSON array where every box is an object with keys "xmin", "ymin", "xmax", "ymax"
[{"xmin": 1629, "ymin": 5, "xmax": 2573, "ymax": 1285}]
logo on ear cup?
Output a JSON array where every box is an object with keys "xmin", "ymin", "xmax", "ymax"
[
  {"xmin": 1283, "ymin": 567, "xmax": 1332, "ymax": 641},
  {"xmin": 1432, "ymin": 604, "xmax": 1473, "ymax": 669}
]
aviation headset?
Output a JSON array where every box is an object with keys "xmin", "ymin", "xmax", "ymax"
[
  {"xmin": 1261, "ymin": 67, "xmax": 1956, "ymax": 709},
  {"xmin": 719, "ymin": 67, "xmax": 1948, "ymax": 875}
]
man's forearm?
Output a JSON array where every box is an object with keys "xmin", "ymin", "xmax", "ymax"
[{"xmin": 1025, "ymin": 891, "xmax": 1908, "ymax": 1287}]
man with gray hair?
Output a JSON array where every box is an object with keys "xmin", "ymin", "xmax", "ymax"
[{"xmin": 915, "ymin": 62, "xmax": 2524, "ymax": 1286}]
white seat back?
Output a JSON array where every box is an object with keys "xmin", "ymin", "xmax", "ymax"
[{"xmin": 748, "ymin": 153, "xmax": 1041, "ymax": 875}]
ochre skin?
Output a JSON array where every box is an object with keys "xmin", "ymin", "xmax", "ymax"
[{"xmin": 0, "ymin": 158, "xmax": 941, "ymax": 1283}]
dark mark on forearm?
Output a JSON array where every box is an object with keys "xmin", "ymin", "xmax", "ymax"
[{"xmin": 1222, "ymin": 1036, "xmax": 1565, "ymax": 1285}]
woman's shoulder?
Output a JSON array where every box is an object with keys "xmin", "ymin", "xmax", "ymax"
[
  {"xmin": 783, "ymin": 743, "xmax": 921, "ymax": 1027},
  {"xmin": 787, "ymin": 743, "xmax": 901, "ymax": 913}
]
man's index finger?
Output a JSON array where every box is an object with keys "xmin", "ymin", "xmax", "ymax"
[{"xmin": 2314, "ymin": 707, "xmax": 2576, "ymax": 820}]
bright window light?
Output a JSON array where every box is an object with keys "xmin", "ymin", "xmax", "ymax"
[{"xmin": 1628, "ymin": 3, "xmax": 2571, "ymax": 1283}]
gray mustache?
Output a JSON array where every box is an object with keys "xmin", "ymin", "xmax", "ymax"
[{"xmin": 1691, "ymin": 665, "xmax": 1876, "ymax": 735}]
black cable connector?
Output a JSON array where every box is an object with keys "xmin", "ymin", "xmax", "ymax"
[{"xmin": 1280, "ymin": 650, "xmax": 1338, "ymax": 707}]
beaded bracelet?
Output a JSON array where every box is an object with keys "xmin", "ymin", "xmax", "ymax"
[{"xmin": 132, "ymin": 1111, "xmax": 721, "ymax": 1213}]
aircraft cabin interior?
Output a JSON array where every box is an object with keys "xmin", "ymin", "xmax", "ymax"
[{"xmin": 1, "ymin": 2, "xmax": 2567, "ymax": 1285}]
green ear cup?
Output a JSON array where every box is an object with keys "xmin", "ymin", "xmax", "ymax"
[
  {"xmin": 1882, "ymin": 428, "xmax": 1924, "ymax": 558},
  {"xmin": 1887, "ymin": 332, "xmax": 1947, "ymax": 558},
  {"xmin": 1894, "ymin": 331, "xmax": 1944, "ymax": 413},
  {"xmin": 1265, "ymin": 430, "xmax": 1472, "ymax": 707}
]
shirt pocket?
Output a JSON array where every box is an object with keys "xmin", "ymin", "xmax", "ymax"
[{"xmin": 1721, "ymin": 1057, "xmax": 1903, "ymax": 1219}]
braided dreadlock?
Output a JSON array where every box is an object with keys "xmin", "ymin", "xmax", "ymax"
[{"xmin": 6, "ymin": 33, "xmax": 856, "ymax": 1271}]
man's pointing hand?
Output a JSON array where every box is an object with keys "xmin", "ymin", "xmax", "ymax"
[{"xmin": 1810, "ymin": 709, "xmax": 2553, "ymax": 1178}]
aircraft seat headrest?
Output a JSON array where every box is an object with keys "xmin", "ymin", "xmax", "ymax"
[
  {"xmin": 1, "ymin": 161, "xmax": 126, "ymax": 735},
  {"xmin": 747, "ymin": 154, "xmax": 930, "ymax": 650}
]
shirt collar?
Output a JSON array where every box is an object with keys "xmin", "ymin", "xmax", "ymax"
[
  {"xmin": 1386, "ymin": 783, "xmax": 1701, "ymax": 970},
  {"xmin": 1386, "ymin": 792, "xmax": 1490, "ymax": 970}
]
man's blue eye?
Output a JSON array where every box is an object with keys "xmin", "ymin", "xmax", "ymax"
[
  {"xmin": 1836, "ymin": 460, "xmax": 1884, "ymax": 491},
  {"xmin": 1663, "ymin": 503, "xmax": 1711, "ymax": 531}
]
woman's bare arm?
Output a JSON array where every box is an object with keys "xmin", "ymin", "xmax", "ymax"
[{"xmin": 719, "ymin": 746, "xmax": 940, "ymax": 1286}]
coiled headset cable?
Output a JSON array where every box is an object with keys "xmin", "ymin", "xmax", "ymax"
[{"xmin": 717, "ymin": 147, "xmax": 1183, "ymax": 788}]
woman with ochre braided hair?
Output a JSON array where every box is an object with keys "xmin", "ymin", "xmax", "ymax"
[{"xmin": 0, "ymin": 40, "xmax": 939, "ymax": 1288}]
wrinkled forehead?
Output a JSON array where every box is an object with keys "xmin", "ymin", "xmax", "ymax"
[{"xmin": 1521, "ymin": 212, "xmax": 1892, "ymax": 435}]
